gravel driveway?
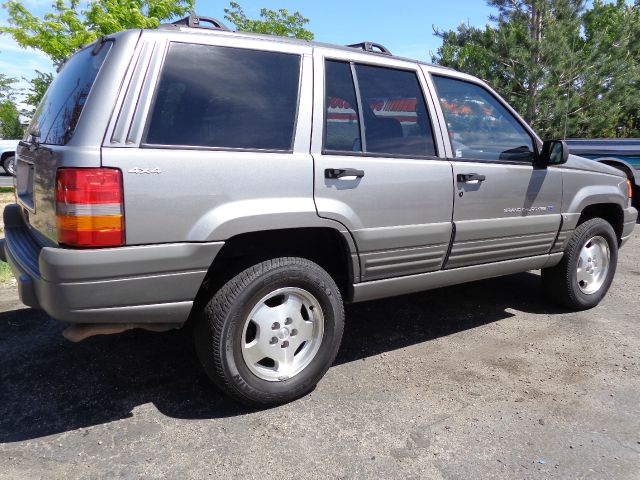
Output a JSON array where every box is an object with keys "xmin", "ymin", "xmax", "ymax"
[{"xmin": 0, "ymin": 231, "xmax": 638, "ymax": 479}]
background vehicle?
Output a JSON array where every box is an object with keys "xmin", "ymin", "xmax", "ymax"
[
  {"xmin": 0, "ymin": 139, "xmax": 19, "ymax": 176},
  {"xmin": 566, "ymin": 138, "xmax": 640, "ymax": 208},
  {"xmin": 1, "ymin": 16, "xmax": 636, "ymax": 407}
]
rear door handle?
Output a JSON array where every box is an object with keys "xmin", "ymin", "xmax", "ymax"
[
  {"xmin": 457, "ymin": 173, "xmax": 486, "ymax": 183},
  {"xmin": 325, "ymin": 168, "xmax": 365, "ymax": 180}
]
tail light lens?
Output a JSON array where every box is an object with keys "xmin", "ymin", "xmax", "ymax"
[
  {"xmin": 56, "ymin": 168, "xmax": 124, "ymax": 247},
  {"xmin": 628, "ymin": 180, "xmax": 634, "ymax": 201}
]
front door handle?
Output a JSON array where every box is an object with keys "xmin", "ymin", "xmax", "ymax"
[
  {"xmin": 325, "ymin": 168, "xmax": 365, "ymax": 180},
  {"xmin": 457, "ymin": 173, "xmax": 486, "ymax": 183}
]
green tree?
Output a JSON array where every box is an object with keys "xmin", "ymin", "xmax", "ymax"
[
  {"xmin": 1, "ymin": 0, "xmax": 194, "ymax": 111},
  {"xmin": 434, "ymin": 0, "xmax": 585, "ymax": 137},
  {"xmin": 224, "ymin": 1, "xmax": 313, "ymax": 40},
  {"xmin": 1, "ymin": 0, "xmax": 195, "ymax": 67},
  {"xmin": 23, "ymin": 70, "xmax": 53, "ymax": 109},
  {"xmin": 0, "ymin": 74, "xmax": 24, "ymax": 138},
  {"xmin": 578, "ymin": 0, "xmax": 640, "ymax": 137},
  {"xmin": 433, "ymin": 0, "xmax": 640, "ymax": 138}
]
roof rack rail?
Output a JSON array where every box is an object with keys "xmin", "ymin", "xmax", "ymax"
[
  {"xmin": 346, "ymin": 41, "xmax": 392, "ymax": 55},
  {"xmin": 161, "ymin": 13, "xmax": 231, "ymax": 31}
]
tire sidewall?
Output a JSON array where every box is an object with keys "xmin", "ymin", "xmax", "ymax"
[
  {"xmin": 4, "ymin": 155, "xmax": 15, "ymax": 176},
  {"xmin": 219, "ymin": 262, "xmax": 343, "ymax": 402},
  {"xmin": 566, "ymin": 220, "xmax": 618, "ymax": 308}
]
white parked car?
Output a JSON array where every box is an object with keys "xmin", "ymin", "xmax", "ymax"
[{"xmin": 0, "ymin": 139, "xmax": 19, "ymax": 176}]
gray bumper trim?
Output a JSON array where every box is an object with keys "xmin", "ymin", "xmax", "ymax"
[{"xmin": 2, "ymin": 204, "xmax": 224, "ymax": 324}]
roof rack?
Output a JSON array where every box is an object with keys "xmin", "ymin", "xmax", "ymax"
[
  {"xmin": 161, "ymin": 14, "xmax": 231, "ymax": 31},
  {"xmin": 347, "ymin": 41, "xmax": 392, "ymax": 55}
]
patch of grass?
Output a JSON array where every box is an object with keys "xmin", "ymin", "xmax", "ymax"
[
  {"xmin": 0, "ymin": 261, "xmax": 14, "ymax": 284},
  {"xmin": 0, "ymin": 186, "xmax": 14, "ymax": 194}
]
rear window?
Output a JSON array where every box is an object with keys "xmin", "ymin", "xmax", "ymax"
[
  {"xmin": 29, "ymin": 43, "xmax": 112, "ymax": 145},
  {"xmin": 144, "ymin": 43, "xmax": 301, "ymax": 151}
]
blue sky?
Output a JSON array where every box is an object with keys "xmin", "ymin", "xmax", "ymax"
[
  {"xmin": 208, "ymin": 0, "xmax": 496, "ymax": 60},
  {"xmin": 0, "ymin": 0, "xmax": 498, "ymax": 104},
  {"xmin": 0, "ymin": 0, "xmax": 632, "ymax": 104}
]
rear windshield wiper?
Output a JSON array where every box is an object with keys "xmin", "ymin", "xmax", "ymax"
[{"xmin": 92, "ymin": 35, "xmax": 109, "ymax": 56}]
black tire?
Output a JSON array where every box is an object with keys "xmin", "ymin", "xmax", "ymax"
[
  {"xmin": 542, "ymin": 218, "xmax": 618, "ymax": 310},
  {"xmin": 194, "ymin": 257, "xmax": 344, "ymax": 407},
  {"xmin": 3, "ymin": 155, "xmax": 15, "ymax": 176}
]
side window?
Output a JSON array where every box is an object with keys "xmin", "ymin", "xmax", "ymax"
[
  {"xmin": 432, "ymin": 75, "xmax": 535, "ymax": 162},
  {"xmin": 323, "ymin": 61, "xmax": 437, "ymax": 157},
  {"xmin": 354, "ymin": 64, "xmax": 436, "ymax": 156},
  {"xmin": 145, "ymin": 43, "xmax": 301, "ymax": 151},
  {"xmin": 324, "ymin": 60, "xmax": 362, "ymax": 152}
]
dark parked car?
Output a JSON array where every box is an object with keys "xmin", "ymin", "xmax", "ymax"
[{"xmin": 566, "ymin": 138, "xmax": 640, "ymax": 207}]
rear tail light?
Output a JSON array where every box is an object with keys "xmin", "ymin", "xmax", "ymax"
[{"xmin": 56, "ymin": 168, "xmax": 124, "ymax": 247}]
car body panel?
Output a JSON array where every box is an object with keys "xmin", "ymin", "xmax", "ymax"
[
  {"xmin": 310, "ymin": 47, "xmax": 455, "ymax": 281},
  {"xmin": 446, "ymin": 162, "xmax": 562, "ymax": 268}
]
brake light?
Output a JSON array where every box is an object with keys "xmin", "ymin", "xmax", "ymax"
[
  {"xmin": 56, "ymin": 168, "xmax": 124, "ymax": 247},
  {"xmin": 628, "ymin": 180, "xmax": 633, "ymax": 200}
]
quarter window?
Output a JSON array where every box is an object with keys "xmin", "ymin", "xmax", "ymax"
[
  {"xmin": 145, "ymin": 43, "xmax": 301, "ymax": 151},
  {"xmin": 432, "ymin": 75, "xmax": 535, "ymax": 162}
]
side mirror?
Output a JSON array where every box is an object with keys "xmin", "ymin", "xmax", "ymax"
[{"xmin": 537, "ymin": 140, "xmax": 569, "ymax": 167}]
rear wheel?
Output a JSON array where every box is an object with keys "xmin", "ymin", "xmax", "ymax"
[
  {"xmin": 194, "ymin": 257, "xmax": 344, "ymax": 407},
  {"xmin": 3, "ymin": 155, "xmax": 15, "ymax": 176},
  {"xmin": 542, "ymin": 218, "xmax": 618, "ymax": 310}
]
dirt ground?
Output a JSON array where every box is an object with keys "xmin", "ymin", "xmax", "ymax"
[{"xmin": 0, "ymin": 226, "xmax": 638, "ymax": 479}]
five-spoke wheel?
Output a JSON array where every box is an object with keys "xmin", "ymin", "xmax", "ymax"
[
  {"xmin": 242, "ymin": 287, "xmax": 324, "ymax": 381},
  {"xmin": 576, "ymin": 236, "xmax": 610, "ymax": 295},
  {"xmin": 542, "ymin": 217, "xmax": 618, "ymax": 310},
  {"xmin": 194, "ymin": 257, "xmax": 344, "ymax": 407}
]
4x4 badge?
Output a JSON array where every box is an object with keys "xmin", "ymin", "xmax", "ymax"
[{"xmin": 128, "ymin": 167, "xmax": 161, "ymax": 174}]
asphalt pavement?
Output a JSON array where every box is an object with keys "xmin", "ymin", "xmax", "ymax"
[
  {"xmin": 0, "ymin": 175, "xmax": 14, "ymax": 187},
  {"xmin": 0, "ymin": 230, "xmax": 639, "ymax": 479}
]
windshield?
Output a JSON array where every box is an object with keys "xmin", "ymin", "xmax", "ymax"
[{"xmin": 28, "ymin": 43, "xmax": 112, "ymax": 145}]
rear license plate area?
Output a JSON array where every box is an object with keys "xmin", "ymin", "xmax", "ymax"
[{"xmin": 16, "ymin": 159, "xmax": 35, "ymax": 211}]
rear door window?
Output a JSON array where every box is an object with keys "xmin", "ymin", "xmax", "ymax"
[
  {"xmin": 29, "ymin": 43, "xmax": 112, "ymax": 145},
  {"xmin": 144, "ymin": 43, "xmax": 301, "ymax": 151},
  {"xmin": 323, "ymin": 61, "xmax": 437, "ymax": 157},
  {"xmin": 355, "ymin": 64, "xmax": 436, "ymax": 156}
]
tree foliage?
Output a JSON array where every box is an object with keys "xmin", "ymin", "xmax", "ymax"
[
  {"xmin": 1, "ymin": 0, "xmax": 195, "ymax": 66},
  {"xmin": 1, "ymin": 0, "xmax": 194, "ymax": 110},
  {"xmin": 433, "ymin": 0, "xmax": 640, "ymax": 138},
  {"xmin": 0, "ymin": 74, "xmax": 23, "ymax": 138},
  {"xmin": 224, "ymin": 1, "xmax": 313, "ymax": 40},
  {"xmin": 1, "ymin": 1, "xmax": 313, "ymax": 110},
  {"xmin": 23, "ymin": 70, "xmax": 54, "ymax": 109}
]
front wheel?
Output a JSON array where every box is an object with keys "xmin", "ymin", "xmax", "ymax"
[
  {"xmin": 194, "ymin": 257, "xmax": 344, "ymax": 407},
  {"xmin": 542, "ymin": 217, "xmax": 618, "ymax": 310}
]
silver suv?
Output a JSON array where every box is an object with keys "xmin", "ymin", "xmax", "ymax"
[{"xmin": 2, "ymin": 16, "xmax": 637, "ymax": 406}]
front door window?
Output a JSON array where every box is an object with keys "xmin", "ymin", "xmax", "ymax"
[{"xmin": 432, "ymin": 75, "xmax": 535, "ymax": 163}]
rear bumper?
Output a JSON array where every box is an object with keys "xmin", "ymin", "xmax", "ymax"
[
  {"xmin": 620, "ymin": 206, "xmax": 638, "ymax": 247},
  {"xmin": 2, "ymin": 204, "xmax": 223, "ymax": 324}
]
